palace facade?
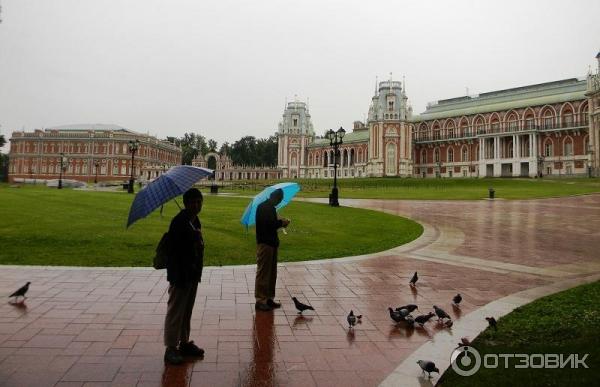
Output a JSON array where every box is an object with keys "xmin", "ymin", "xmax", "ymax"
[
  {"xmin": 278, "ymin": 53, "xmax": 600, "ymax": 179},
  {"xmin": 8, "ymin": 124, "xmax": 181, "ymax": 183}
]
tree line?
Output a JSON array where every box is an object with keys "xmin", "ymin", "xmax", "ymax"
[{"xmin": 166, "ymin": 133, "xmax": 278, "ymax": 167}]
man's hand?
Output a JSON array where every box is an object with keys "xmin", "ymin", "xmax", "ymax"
[{"xmin": 281, "ymin": 218, "xmax": 290, "ymax": 228}]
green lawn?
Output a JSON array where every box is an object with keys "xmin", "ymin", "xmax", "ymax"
[
  {"xmin": 0, "ymin": 185, "xmax": 422, "ymax": 267},
  {"xmin": 439, "ymin": 280, "xmax": 600, "ymax": 387},
  {"xmin": 207, "ymin": 177, "xmax": 600, "ymax": 200}
]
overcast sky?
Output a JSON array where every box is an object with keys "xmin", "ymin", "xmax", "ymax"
[{"xmin": 1, "ymin": 0, "xmax": 599, "ymax": 152}]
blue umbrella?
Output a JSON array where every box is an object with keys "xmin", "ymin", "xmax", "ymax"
[
  {"xmin": 240, "ymin": 182, "xmax": 300, "ymax": 227},
  {"xmin": 126, "ymin": 165, "xmax": 213, "ymax": 228}
]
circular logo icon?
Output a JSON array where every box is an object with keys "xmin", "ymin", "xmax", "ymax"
[{"xmin": 450, "ymin": 346, "xmax": 482, "ymax": 376}]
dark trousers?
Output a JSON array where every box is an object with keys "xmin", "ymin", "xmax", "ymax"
[
  {"xmin": 255, "ymin": 243, "xmax": 278, "ymax": 303},
  {"xmin": 164, "ymin": 282, "xmax": 198, "ymax": 347}
]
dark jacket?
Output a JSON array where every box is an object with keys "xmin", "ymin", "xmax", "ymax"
[
  {"xmin": 166, "ymin": 209, "xmax": 204, "ymax": 287},
  {"xmin": 255, "ymin": 200, "xmax": 283, "ymax": 247}
]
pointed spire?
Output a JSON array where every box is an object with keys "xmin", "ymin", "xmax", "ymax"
[{"xmin": 375, "ymin": 76, "xmax": 378, "ymax": 95}]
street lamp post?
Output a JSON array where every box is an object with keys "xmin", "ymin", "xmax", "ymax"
[
  {"xmin": 326, "ymin": 127, "xmax": 345, "ymax": 207},
  {"xmin": 128, "ymin": 139, "xmax": 140, "ymax": 194},
  {"xmin": 94, "ymin": 161, "xmax": 100, "ymax": 184},
  {"xmin": 58, "ymin": 152, "xmax": 67, "ymax": 189},
  {"xmin": 588, "ymin": 144, "xmax": 594, "ymax": 178}
]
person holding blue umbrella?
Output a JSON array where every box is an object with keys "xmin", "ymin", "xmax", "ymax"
[{"xmin": 254, "ymin": 188, "xmax": 290, "ymax": 312}]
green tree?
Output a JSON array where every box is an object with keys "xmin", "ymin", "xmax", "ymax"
[
  {"xmin": 219, "ymin": 142, "xmax": 231, "ymax": 155},
  {"xmin": 208, "ymin": 139, "xmax": 218, "ymax": 152},
  {"xmin": 0, "ymin": 134, "xmax": 5, "ymax": 149},
  {"xmin": 230, "ymin": 136, "xmax": 257, "ymax": 166}
]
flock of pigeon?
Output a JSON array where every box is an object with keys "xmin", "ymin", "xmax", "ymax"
[
  {"xmin": 291, "ymin": 271, "xmax": 499, "ymax": 379},
  {"xmin": 9, "ymin": 272, "xmax": 500, "ymax": 379}
]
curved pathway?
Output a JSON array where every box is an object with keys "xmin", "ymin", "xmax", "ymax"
[{"xmin": 0, "ymin": 195, "xmax": 599, "ymax": 387}]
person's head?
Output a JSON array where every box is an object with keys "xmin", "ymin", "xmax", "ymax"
[
  {"xmin": 183, "ymin": 188, "xmax": 203, "ymax": 215},
  {"xmin": 269, "ymin": 188, "xmax": 284, "ymax": 206}
]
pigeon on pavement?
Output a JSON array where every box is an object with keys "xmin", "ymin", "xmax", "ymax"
[
  {"xmin": 8, "ymin": 282, "xmax": 30, "ymax": 302},
  {"xmin": 388, "ymin": 307, "xmax": 404, "ymax": 324},
  {"xmin": 414, "ymin": 312, "xmax": 435, "ymax": 327},
  {"xmin": 433, "ymin": 305, "xmax": 451, "ymax": 321},
  {"xmin": 347, "ymin": 310, "xmax": 357, "ymax": 329},
  {"xmin": 396, "ymin": 304, "xmax": 419, "ymax": 313},
  {"xmin": 417, "ymin": 360, "xmax": 439, "ymax": 378},
  {"xmin": 486, "ymin": 316, "xmax": 497, "ymax": 330},
  {"xmin": 409, "ymin": 272, "xmax": 418, "ymax": 286},
  {"xmin": 452, "ymin": 293, "xmax": 462, "ymax": 306},
  {"xmin": 292, "ymin": 297, "xmax": 314, "ymax": 314}
]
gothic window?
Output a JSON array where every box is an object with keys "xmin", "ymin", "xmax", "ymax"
[
  {"xmin": 525, "ymin": 116, "xmax": 535, "ymax": 129},
  {"xmin": 448, "ymin": 148, "xmax": 454, "ymax": 162},
  {"xmin": 462, "ymin": 147, "xmax": 468, "ymax": 162},
  {"xmin": 562, "ymin": 111, "xmax": 573, "ymax": 127},
  {"xmin": 434, "ymin": 148, "xmax": 440, "ymax": 163},
  {"xmin": 420, "ymin": 149, "xmax": 426, "ymax": 164},
  {"xmin": 544, "ymin": 141, "xmax": 553, "ymax": 157},
  {"xmin": 507, "ymin": 115, "xmax": 518, "ymax": 131},
  {"xmin": 388, "ymin": 101, "xmax": 394, "ymax": 110},
  {"xmin": 543, "ymin": 111, "xmax": 554, "ymax": 129},
  {"xmin": 564, "ymin": 139, "xmax": 573, "ymax": 156},
  {"xmin": 386, "ymin": 144, "xmax": 396, "ymax": 174}
]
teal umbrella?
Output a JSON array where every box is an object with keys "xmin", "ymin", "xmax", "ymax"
[{"xmin": 240, "ymin": 182, "xmax": 300, "ymax": 227}]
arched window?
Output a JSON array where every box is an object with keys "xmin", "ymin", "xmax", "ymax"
[
  {"xmin": 433, "ymin": 125, "xmax": 440, "ymax": 140},
  {"xmin": 542, "ymin": 110, "xmax": 555, "ymax": 129},
  {"xmin": 474, "ymin": 117, "xmax": 485, "ymax": 134},
  {"xmin": 462, "ymin": 146, "xmax": 468, "ymax": 162},
  {"xmin": 386, "ymin": 143, "xmax": 396, "ymax": 174},
  {"xmin": 291, "ymin": 153, "xmax": 297, "ymax": 166},
  {"xmin": 544, "ymin": 139, "xmax": 553, "ymax": 157},
  {"xmin": 447, "ymin": 148, "xmax": 454, "ymax": 162},
  {"xmin": 507, "ymin": 113, "xmax": 518, "ymax": 132},
  {"xmin": 420, "ymin": 149, "xmax": 427, "ymax": 164},
  {"xmin": 562, "ymin": 108, "xmax": 574, "ymax": 128},
  {"xmin": 434, "ymin": 148, "xmax": 440, "ymax": 163},
  {"xmin": 564, "ymin": 138, "xmax": 573, "ymax": 156}
]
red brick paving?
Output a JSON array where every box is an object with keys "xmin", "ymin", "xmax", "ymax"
[{"xmin": 1, "ymin": 195, "xmax": 599, "ymax": 386}]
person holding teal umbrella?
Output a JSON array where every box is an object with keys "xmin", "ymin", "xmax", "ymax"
[{"xmin": 254, "ymin": 188, "xmax": 290, "ymax": 311}]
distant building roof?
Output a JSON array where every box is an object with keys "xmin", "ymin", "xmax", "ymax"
[
  {"xmin": 412, "ymin": 77, "xmax": 587, "ymax": 121},
  {"xmin": 308, "ymin": 130, "xmax": 369, "ymax": 148},
  {"xmin": 46, "ymin": 124, "xmax": 133, "ymax": 132}
]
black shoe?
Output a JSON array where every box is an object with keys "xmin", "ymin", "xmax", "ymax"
[
  {"xmin": 164, "ymin": 347, "xmax": 184, "ymax": 365},
  {"xmin": 179, "ymin": 341, "xmax": 205, "ymax": 357},
  {"xmin": 267, "ymin": 299, "xmax": 281, "ymax": 309},
  {"xmin": 255, "ymin": 302, "xmax": 273, "ymax": 312}
]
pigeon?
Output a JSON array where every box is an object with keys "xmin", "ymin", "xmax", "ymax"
[
  {"xmin": 409, "ymin": 272, "xmax": 418, "ymax": 286},
  {"xmin": 417, "ymin": 360, "xmax": 439, "ymax": 378},
  {"xmin": 457, "ymin": 337, "xmax": 471, "ymax": 347},
  {"xmin": 414, "ymin": 312, "xmax": 435, "ymax": 327},
  {"xmin": 9, "ymin": 282, "xmax": 30, "ymax": 302},
  {"xmin": 452, "ymin": 293, "xmax": 462, "ymax": 306},
  {"xmin": 486, "ymin": 316, "xmax": 497, "ymax": 330},
  {"xmin": 396, "ymin": 304, "xmax": 419, "ymax": 313},
  {"xmin": 347, "ymin": 310, "xmax": 357, "ymax": 329},
  {"xmin": 444, "ymin": 319, "xmax": 454, "ymax": 328},
  {"xmin": 405, "ymin": 315, "xmax": 415, "ymax": 327},
  {"xmin": 292, "ymin": 297, "xmax": 314, "ymax": 314},
  {"xmin": 388, "ymin": 307, "xmax": 404, "ymax": 324},
  {"xmin": 433, "ymin": 305, "xmax": 451, "ymax": 321}
]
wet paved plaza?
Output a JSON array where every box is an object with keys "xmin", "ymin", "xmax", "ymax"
[{"xmin": 1, "ymin": 195, "xmax": 599, "ymax": 386}]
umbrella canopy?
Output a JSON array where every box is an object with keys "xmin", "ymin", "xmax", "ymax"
[
  {"xmin": 126, "ymin": 165, "xmax": 213, "ymax": 228},
  {"xmin": 240, "ymin": 182, "xmax": 300, "ymax": 227}
]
